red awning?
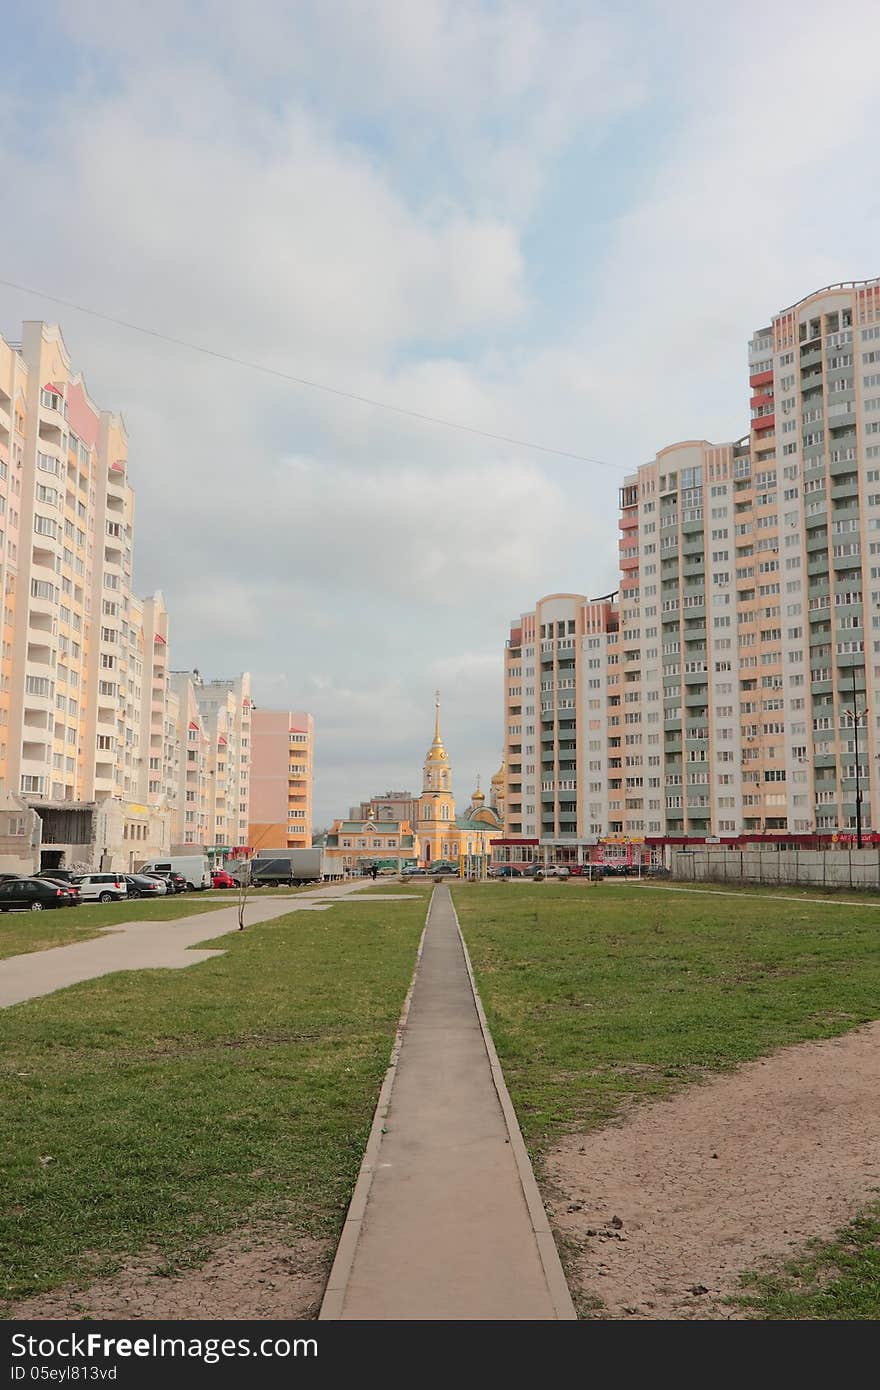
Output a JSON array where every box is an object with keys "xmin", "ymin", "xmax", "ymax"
[
  {"xmin": 153, "ymin": 633, "xmax": 167, "ymax": 645},
  {"xmin": 188, "ymin": 720, "xmax": 200, "ymax": 731}
]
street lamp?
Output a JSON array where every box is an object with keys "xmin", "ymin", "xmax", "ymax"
[{"xmin": 842, "ymin": 664, "xmax": 869, "ymax": 849}]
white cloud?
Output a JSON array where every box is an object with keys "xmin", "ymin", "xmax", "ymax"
[{"xmin": 2, "ymin": 0, "xmax": 877, "ymax": 825}]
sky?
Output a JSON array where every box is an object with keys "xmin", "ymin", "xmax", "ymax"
[{"xmin": 1, "ymin": 0, "xmax": 879, "ymax": 825}]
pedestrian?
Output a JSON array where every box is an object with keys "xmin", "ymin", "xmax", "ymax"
[{"xmin": 371, "ymin": 864, "xmax": 378, "ymax": 880}]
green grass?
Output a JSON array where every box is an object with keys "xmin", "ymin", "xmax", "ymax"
[
  {"xmin": 0, "ymin": 895, "xmax": 426, "ymax": 1311},
  {"xmin": 452, "ymin": 882, "xmax": 880, "ymax": 1320},
  {"xmin": 731, "ymin": 1205, "xmax": 880, "ymax": 1319},
  {"xmin": 637, "ymin": 881, "xmax": 880, "ymax": 904},
  {"xmin": 207, "ymin": 886, "xmax": 333, "ymax": 901},
  {"xmin": 0, "ymin": 896, "xmax": 227, "ymax": 961},
  {"xmin": 358, "ymin": 884, "xmax": 433, "ymax": 896},
  {"xmin": 452, "ymin": 882, "xmax": 880, "ymax": 1150}
]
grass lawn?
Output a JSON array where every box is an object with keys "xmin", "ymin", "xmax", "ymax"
[
  {"xmin": 209, "ymin": 882, "xmax": 342, "ymax": 898},
  {"xmin": 633, "ymin": 881, "xmax": 880, "ymax": 905},
  {"xmin": 452, "ymin": 882, "xmax": 880, "ymax": 1148},
  {"xmin": 0, "ymin": 894, "xmax": 426, "ymax": 1311},
  {"xmin": 0, "ymin": 896, "xmax": 227, "ymax": 962},
  {"xmin": 729, "ymin": 1204, "xmax": 880, "ymax": 1319},
  {"xmin": 452, "ymin": 882, "xmax": 880, "ymax": 1319},
  {"xmin": 358, "ymin": 884, "xmax": 433, "ymax": 896}
]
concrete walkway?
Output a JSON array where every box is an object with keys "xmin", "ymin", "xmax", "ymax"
[
  {"xmin": 0, "ymin": 882, "xmax": 382, "ymax": 1010},
  {"xmin": 321, "ymin": 885, "xmax": 575, "ymax": 1320}
]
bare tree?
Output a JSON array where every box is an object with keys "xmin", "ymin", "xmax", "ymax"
[{"xmin": 232, "ymin": 825, "xmax": 273, "ymax": 930}]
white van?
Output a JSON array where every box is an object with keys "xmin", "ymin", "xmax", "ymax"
[{"xmin": 139, "ymin": 855, "xmax": 211, "ymax": 891}]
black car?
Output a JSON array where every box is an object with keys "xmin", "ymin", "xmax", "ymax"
[
  {"xmin": 123, "ymin": 874, "xmax": 167, "ymax": 899},
  {"xmin": 0, "ymin": 877, "xmax": 77, "ymax": 911},
  {"xmin": 35, "ymin": 868, "xmax": 78, "ymax": 883}
]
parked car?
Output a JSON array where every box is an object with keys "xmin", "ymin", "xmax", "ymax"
[
  {"xmin": 0, "ymin": 878, "xmax": 78, "ymax": 911},
  {"xmin": 522, "ymin": 863, "xmax": 541, "ymax": 876},
  {"xmin": 73, "ymin": 872, "xmax": 128, "ymax": 903},
  {"xmin": 123, "ymin": 874, "xmax": 167, "ymax": 899},
  {"xmin": 145, "ymin": 870, "xmax": 186, "ymax": 894},
  {"xmin": 139, "ymin": 855, "xmax": 211, "ymax": 890},
  {"xmin": 35, "ymin": 868, "xmax": 78, "ymax": 883},
  {"xmin": 405, "ymin": 866, "xmax": 427, "ymax": 876},
  {"xmin": 211, "ymin": 869, "xmax": 236, "ymax": 889},
  {"xmin": 38, "ymin": 876, "xmax": 82, "ymax": 904},
  {"xmin": 497, "ymin": 865, "xmax": 522, "ymax": 878}
]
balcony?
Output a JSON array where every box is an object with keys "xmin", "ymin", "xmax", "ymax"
[{"xmin": 749, "ymin": 368, "xmax": 774, "ymax": 388}]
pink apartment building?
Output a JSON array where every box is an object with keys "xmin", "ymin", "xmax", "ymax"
[{"xmin": 248, "ymin": 709, "xmax": 314, "ymax": 850}]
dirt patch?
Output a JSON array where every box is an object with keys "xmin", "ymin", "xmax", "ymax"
[
  {"xmin": 546, "ymin": 1020, "xmax": 880, "ymax": 1319},
  {"xmin": 11, "ymin": 1229, "xmax": 331, "ymax": 1321}
]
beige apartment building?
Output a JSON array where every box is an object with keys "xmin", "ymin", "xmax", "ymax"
[
  {"xmin": 249, "ymin": 709, "xmax": 314, "ymax": 850},
  {"xmin": 167, "ymin": 671, "xmax": 253, "ymax": 856},
  {"xmin": 503, "ymin": 278, "xmax": 880, "ymax": 849},
  {"xmin": 503, "ymin": 593, "xmax": 618, "ymax": 849},
  {"xmin": 349, "ymin": 789, "xmax": 419, "ymax": 826},
  {"xmin": 0, "ymin": 321, "xmax": 176, "ymax": 870}
]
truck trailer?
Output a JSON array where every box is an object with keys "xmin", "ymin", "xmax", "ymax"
[{"xmin": 239, "ymin": 848, "xmax": 330, "ymax": 887}]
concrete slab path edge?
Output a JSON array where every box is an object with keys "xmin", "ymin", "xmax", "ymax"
[
  {"xmin": 318, "ymin": 888, "xmax": 576, "ymax": 1321},
  {"xmin": 318, "ymin": 905, "xmax": 430, "ymax": 1319}
]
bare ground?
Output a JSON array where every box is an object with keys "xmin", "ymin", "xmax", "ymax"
[
  {"xmin": 545, "ymin": 1020, "xmax": 880, "ymax": 1319},
  {"xmin": 10, "ymin": 1229, "xmax": 331, "ymax": 1321}
]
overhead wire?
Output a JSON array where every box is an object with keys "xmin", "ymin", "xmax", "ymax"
[{"xmin": 0, "ymin": 275, "xmax": 626, "ymax": 473}]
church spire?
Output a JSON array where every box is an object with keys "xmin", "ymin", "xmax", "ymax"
[{"xmin": 423, "ymin": 690, "xmax": 449, "ymax": 770}]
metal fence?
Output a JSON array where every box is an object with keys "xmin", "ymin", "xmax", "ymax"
[{"xmin": 672, "ymin": 847, "xmax": 880, "ymax": 892}]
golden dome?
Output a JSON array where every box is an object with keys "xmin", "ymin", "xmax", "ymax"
[
  {"xmin": 471, "ymin": 775, "xmax": 485, "ymax": 803},
  {"xmin": 491, "ymin": 759, "xmax": 505, "ymax": 787}
]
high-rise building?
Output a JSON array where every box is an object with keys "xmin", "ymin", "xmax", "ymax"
[
  {"xmin": 168, "ymin": 671, "xmax": 252, "ymax": 854},
  {"xmin": 169, "ymin": 672, "xmax": 210, "ymax": 851},
  {"xmin": 748, "ymin": 278, "xmax": 880, "ymax": 836},
  {"xmin": 248, "ymin": 709, "xmax": 314, "ymax": 850},
  {"xmin": 503, "ymin": 278, "xmax": 880, "ymax": 847},
  {"xmin": 503, "ymin": 595, "xmax": 618, "ymax": 846},
  {"xmin": 0, "ymin": 321, "xmax": 174, "ymax": 868}
]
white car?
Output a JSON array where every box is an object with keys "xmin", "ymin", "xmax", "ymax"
[{"xmin": 74, "ymin": 872, "xmax": 129, "ymax": 903}]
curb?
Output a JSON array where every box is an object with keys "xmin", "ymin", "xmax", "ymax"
[
  {"xmin": 318, "ymin": 894, "xmax": 433, "ymax": 1319},
  {"xmin": 449, "ymin": 887, "xmax": 578, "ymax": 1321}
]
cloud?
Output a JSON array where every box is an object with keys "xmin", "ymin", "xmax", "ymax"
[{"xmin": 2, "ymin": 0, "xmax": 878, "ymax": 825}]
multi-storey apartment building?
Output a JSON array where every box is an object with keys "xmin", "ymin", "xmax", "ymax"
[
  {"xmin": 0, "ymin": 321, "xmax": 174, "ymax": 869},
  {"xmin": 503, "ymin": 594, "xmax": 619, "ymax": 849},
  {"xmin": 349, "ymin": 790, "xmax": 419, "ymax": 826},
  {"xmin": 169, "ymin": 672, "xmax": 210, "ymax": 851},
  {"xmin": 751, "ymin": 278, "xmax": 880, "ymax": 837},
  {"xmin": 249, "ymin": 709, "xmax": 314, "ymax": 850},
  {"xmin": 168, "ymin": 671, "xmax": 252, "ymax": 854},
  {"xmin": 503, "ymin": 278, "xmax": 880, "ymax": 849}
]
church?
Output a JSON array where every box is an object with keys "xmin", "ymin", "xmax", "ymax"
[{"xmin": 418, "ymin": 694, "xmax": 503, "ymax": 868}]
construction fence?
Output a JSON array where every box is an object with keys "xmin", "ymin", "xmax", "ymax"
[{"xmin": 672, "ymin": 846, "xmax": 880, "ymax": 892}]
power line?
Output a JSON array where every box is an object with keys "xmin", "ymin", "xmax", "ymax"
[{"xmin": 0, "ymin": 275, "xmax": 625, "ymax": 473}]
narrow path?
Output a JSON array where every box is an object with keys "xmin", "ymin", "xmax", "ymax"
[
  {"xmin": 0, "ymin": 882, "xmax": 376, "ymax": 1009},
  {"xmin": 321, "ymin": 885, "xmax": 574, "ymax": 1320}
]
